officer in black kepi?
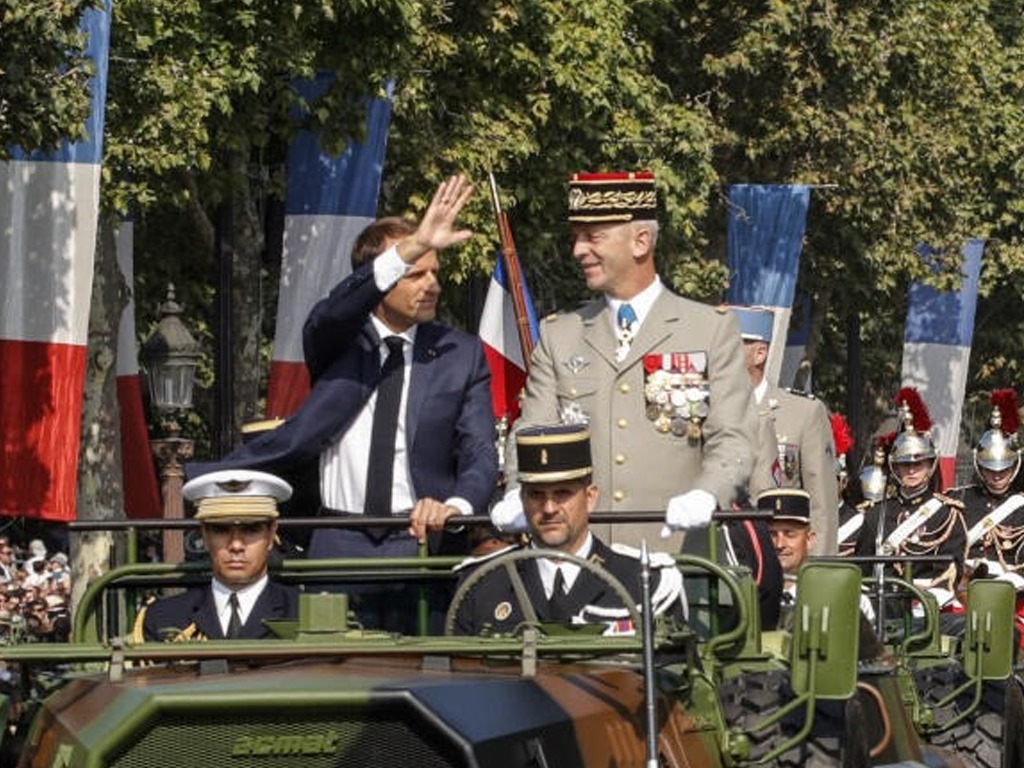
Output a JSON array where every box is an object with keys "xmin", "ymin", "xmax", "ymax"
[
  {"xmin": 133, "ymin": 470, "xmax": 299, "ymax": 642},
  {"xmin": 452, "ymin": 424, "xmax": 684, "ymax": 636}
]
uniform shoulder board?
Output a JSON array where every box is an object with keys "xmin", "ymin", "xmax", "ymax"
[
  {"xmin": 783, "ymin": 387, "xmax": 818, "ymax": 400},
  {"xmin": 452, "ymin": 543, "xmax": 521, "ymax": 572},
  {"xmin": 855, "ymin": 499, "xmax": 876, "ymax": 511},
  {"xmin": 935, "ymin": 492, "xmax": 965, "ymax": 510}
]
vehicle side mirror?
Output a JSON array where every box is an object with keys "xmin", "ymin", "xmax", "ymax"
[
  {"xmin": 963, "ymin": 579, "xmax": 1015, "ymax": 681},
  {"xmin": 790, "ymin": 562, "xmax": 860, "ymax": 700}
]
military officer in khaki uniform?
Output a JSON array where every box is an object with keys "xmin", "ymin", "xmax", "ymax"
[
  {"xmin": 493, "ymin": 171, "xmax": 756, "ymax": 548},
  {"xmin": 728, "ymin": 307, "xmax": 838, "ymax": 555}
]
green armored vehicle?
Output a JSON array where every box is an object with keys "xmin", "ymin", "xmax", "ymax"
[{"xmin": 0, "ymin": 520, "xmax": 1012, "ymax": 767}]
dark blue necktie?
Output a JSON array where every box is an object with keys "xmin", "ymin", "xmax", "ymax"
[
  {"xmin": 365, "ymin": 336, "xmax": 406, "ymax": 517},
  {"xmin": 548, "ymin": 568, "xmax": 570, "ymax": 621},
  {"xmin": 226, "ymin": 592, "xmax": 242, "ymax": 638}
]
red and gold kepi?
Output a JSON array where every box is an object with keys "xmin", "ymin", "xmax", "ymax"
[{"xmin": 567, "ymin": 171, "xmax": 657, "ymax": 223}]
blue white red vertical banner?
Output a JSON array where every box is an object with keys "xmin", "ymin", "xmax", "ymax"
[
  {"xmin": 725, "ymin": 184, "xmax": 811, "ymax": 387},
  {"xmin": 115, "ymin": 220, "xmax": 162, "ymax": 519},
  {"xmin": 477, "ymin": 255, "xmax": 540, "ymax": 422},
  {"xmin": 901, "ymin": 240, "xmax": 984, "ymax": 490},
  {"xmin": 0, "ymin": 3, "xmax": 111, "ymax": 522},
  {"xmin": 265, "ymin": 77, "xmax": 392, "ymax": 418}
]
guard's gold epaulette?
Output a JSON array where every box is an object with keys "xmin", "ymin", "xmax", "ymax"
[
  {"xmin": 935, "ymin": 492, "xmax": 965, "ymax": 510},
  {"xmin": 855, "ymin": 499, "xmax": 877, "ymax": 511},
  {"xmin": 171, "ymin": 622, "xmax": 207, "ymax": 642},
  {"xmin": 452, "ymin": 543, "xmax": 522, "ymax": 572}
]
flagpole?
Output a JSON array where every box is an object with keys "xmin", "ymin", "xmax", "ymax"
[{"xmin": 488, "ymin": 172, "xmax": 535, "ymax": 370}]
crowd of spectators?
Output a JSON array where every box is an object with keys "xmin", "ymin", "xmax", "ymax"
[{"xmin": 0, "ymin": 535, "xmax": 71, "ymax": 645}]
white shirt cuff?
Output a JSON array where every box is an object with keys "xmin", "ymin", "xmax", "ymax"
[
  {"xmin": 445, "ymin": 497, "xmax": 473, "ymax": 517},
  {"xmin": 372, "ymin": 245, "xmax": 409, "ymax": 290}
]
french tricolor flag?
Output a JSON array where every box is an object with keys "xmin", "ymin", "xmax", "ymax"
[
  {"xmin": 725, "ymin": 184, "xmax": 811, "ymax": 387},
  {"xmin": 265, "ymin": 77, "xmax": 392, "ymax": 417},
  {"xmin": 115, "ymin": 221, "xmax": 162, "ymax": 519},
  {"xmin": 477, "ymin": 256, "xmax": 539, "ymax": 422},
  {"xmin": 901, "ymin": 239, "xmax": 984, "ymax": 489},
  {"xmin": 0, "ymin": 5, "xmax": 111, "ymax": 521}
]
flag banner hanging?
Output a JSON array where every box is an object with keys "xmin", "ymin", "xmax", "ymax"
[
  {"xmin": 0, "ymin": 4, "xmax": 111, "ymax": 521},
  {"xmin": 725, "ymin": 184, "xmax": 811, "ymax": 387},
  {"xmin": 266, "ymin": 76, "xmax": 392, "ymax": 418},
  {"xmin": 115, "ymin": 220, "xmax": 162, "ymax": 519},
  {"xmin": 478, "ymin": 254, "xmax": 540, "ymax": 422},
  {"xmin": 901, "ymin": 239, "xmax": 984, "ymax": 490}
]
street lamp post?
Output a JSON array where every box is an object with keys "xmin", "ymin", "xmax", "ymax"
[{"xmin": 141, "ymin": 285, "xmax": 201, "ymax": 564}]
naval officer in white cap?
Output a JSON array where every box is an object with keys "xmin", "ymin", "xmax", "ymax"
[{"xmin": 135, "ymin": 470, "xmax": 299, "ymax": 642}]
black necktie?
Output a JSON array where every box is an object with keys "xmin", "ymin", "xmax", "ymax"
[
  {"xmin": 227, "ymin": 592, "xmax": 242, "ymax": 638},
  {"xmin": 548, "ymin": 568, "xmax": 570, "ymax": 621},
  {"xmin": 365, "ymin": 336, "xmax": 406, "ymax": 517}
]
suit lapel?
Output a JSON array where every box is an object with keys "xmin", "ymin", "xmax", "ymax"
[
  {"xmin": 196, "ymin": 589, "xmax": 224, "ymax": 640},
  {"xmin": 580, "ymin": 301, "xmax": 619, "ymax": 370},
  {"xmin": 406, "ymin": 324, "xmax": 442, "ymax": 447}
]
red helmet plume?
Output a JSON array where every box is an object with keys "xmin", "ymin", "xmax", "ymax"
[
  {"xmin": 894, "ymin": 387, "xmax": 932, "ymax": 433},
  {"xmin": 991, "ymin": 388, "xmax": 1020, "ymax": 436},
  {"xmin": 829, "ymin": 413, "xmax": 855, "ymax": 456}
]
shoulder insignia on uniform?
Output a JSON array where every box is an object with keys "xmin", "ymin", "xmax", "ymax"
[
  {"xmin": 588, "ymin": 552, "xmax": 606, "ymax": 567},
  {"xmin": 453, "ymin": 543, "xmax": 521, "ymax": 572},
  {"xmin": 935, "ymin": 492, "xmax": 965, "ymax": 510},
  {"xmin": 783, "ymin": 387, "xmax": 818, "ymax": 400}
]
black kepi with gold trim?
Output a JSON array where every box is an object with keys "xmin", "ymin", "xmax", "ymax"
[
  {"xmin": 516, "ymin": 424, "xmax": 592, "ymax": 483},
  {"xmin": 757, "ymin": 488, "xmax": 811, "ymax": 525},
  {"xmin": 567, "ymin": 171, "xmax": 657, "ymax": 223}
]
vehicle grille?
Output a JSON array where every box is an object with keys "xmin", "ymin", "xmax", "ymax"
[{"xmin": 106, "ymin": 706, "xmax": 466, "ymax": 768}]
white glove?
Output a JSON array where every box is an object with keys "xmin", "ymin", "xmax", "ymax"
[
  {"xmin": 490, "ymin": 487, "xmax": 528, "ymax": 532},
  {"xmin": 662, "ymin": 489, "xmax": 717, "ymax": 537}
]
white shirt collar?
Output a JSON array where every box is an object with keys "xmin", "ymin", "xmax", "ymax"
[
  {"xmin": 605, "ymin": 277, "xmax": 663, "ymax": 330},
  {"xmin": 370, "ymin": 315, "xmax": 417, "ymax": 351},
  {"xmin": 533, "ymin": 532, "xmax": 594, "ymax": 598},
  {"xmin": 211, "ymin": 575, "xmax": 269, "ymax": 632},
  {"xmin": 753, "ymin": 378, "xmax": 769, "ymax": 405}
]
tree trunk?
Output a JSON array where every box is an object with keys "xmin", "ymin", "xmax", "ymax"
[
  {"xmin": 73, "ymin": 216, "xmax": 127, "ymax": 611},
  {"xmin": 231, "ymin": 154, "xmax": 267, "ymax": 439}
]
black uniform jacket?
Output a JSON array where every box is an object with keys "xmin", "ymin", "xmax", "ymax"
[
  {"xmin": 140, "ymin": 581, "xmax": 299, "ymax": 642},
  {"xmin": 452, "ymin": 537, "xmax": 680, "ymax": 636}
]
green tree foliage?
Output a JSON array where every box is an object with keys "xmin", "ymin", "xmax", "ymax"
[
  {"xmin": 0, "ymin": 0, "xmax": 94, "ymax": 153},
  {"xmin": 5, "ymin": 0, "xmax": 1024, "ymax": 469}
]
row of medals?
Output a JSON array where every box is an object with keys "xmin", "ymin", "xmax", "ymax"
[{"xmin": 644, "ymin": 369, "xmax": 709, "ymax": 440}]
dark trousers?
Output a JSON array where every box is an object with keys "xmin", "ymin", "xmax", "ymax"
[{"xmin": 308, "ymin": 527, "xmax": 443, "ymax": 635}]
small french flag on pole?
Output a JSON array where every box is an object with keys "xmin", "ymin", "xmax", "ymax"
[{"xmin": 478, "ymin": 255, "xmax": 539, "ymax": 423}]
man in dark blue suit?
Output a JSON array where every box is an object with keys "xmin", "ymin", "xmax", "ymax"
[
  {"xmin": 189, "ymin": 175, "xmax": 497, "ymax": 630},
  {"xmin": 135, "ymin": 470, "xmax": 298, "ymax": 642}
]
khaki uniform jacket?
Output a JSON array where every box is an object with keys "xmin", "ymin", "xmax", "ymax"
[
  {"xmin": 749, "ymin": 385, "xmax": 838, "ymax": 555},
  {"xmin": 507, "ymin": 289, "xmax": 756, "ymax": 548}
]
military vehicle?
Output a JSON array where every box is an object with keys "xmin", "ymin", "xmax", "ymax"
[{"xmin": 0, "ymin": 516, "xmax": 1011, "ymax": 767}]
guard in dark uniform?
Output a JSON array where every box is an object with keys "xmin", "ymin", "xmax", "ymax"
[
  {"xmin": 854, "ymin": 392, "xmax": 967, "ymax": 605},
  {"xmin": 957, "ymin": 389, "xmax": 1024, "ymax": 571},
  {"xmin": 840, "ymin": 444, "xmax": 890, "ymax": 557},
  {"xmin": 453, "ymin": 425, "xmax": 684, "ymax": 636},
  {"xmin": 134, "ymin": 470, "xmax": 299, "ymax": 642}
]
